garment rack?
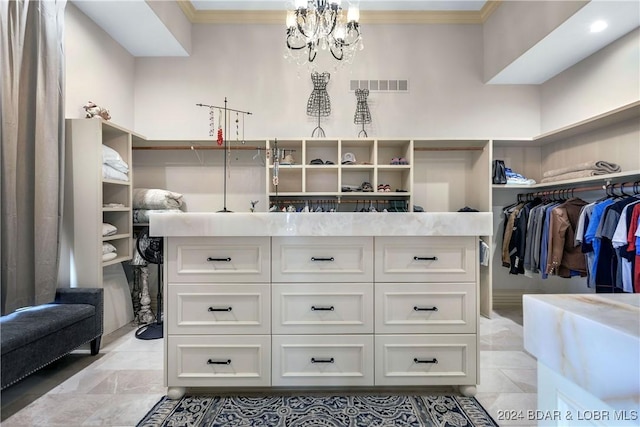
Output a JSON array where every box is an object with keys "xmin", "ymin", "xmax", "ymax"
[
  {"xmin": 517, "ymin": 180, "xmax": 640, "ymax": 202},
  {"xmin": 132, "ymin": 145, "xmax": 263, "ymax": 151}
]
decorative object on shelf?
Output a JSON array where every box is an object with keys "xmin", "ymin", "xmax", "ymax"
[
  {"xmin": 249, "ymin": 200, "xmax": 259, "ymax": 212},
  {"xmin": 83, "ymin": 101, "xmax": 110, "ymax": 120},
  {"xmin": 307, "ymin": 71, "xmax": 331, "ymax": 137},
  {"xmin": 354, "ymin": 88, "xmax": 371, "ymax": 137},
  {"xmin": 196, "ymin": 99, "xmax": 253, "ymax": 212},
  {"xmin": 134, "ymin": 227, "xmax": 163, "ymax": 340},
  {"xmin": 285, "ymin": 0, "xmax": 362, "ymax": 65}
]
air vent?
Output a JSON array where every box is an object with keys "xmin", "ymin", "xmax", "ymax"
[{"xmin": 350, "ymin": 79, "xmax": 409, "ymax": 92}]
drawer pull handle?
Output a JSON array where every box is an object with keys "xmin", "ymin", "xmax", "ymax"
[
  {"xmin": 207, "ymin": 257, "xmax": 232, "ymax": 262},
  {"xmin": 414, "ymin": 256, "xmax": 438, "ymax": 261},
  {"xmin": 208, "ymin": 306, "xmax": 232, "ymax": 312},
  {"xmin": 311, "ymin": 257, "xmax": 335, "ymax": 262},
  {"xmin": 207, "ymin": 359, "xmax": 231, "ymax": 365},
  {"xmin": 311, "ymin": 305, "xmax": 335, "ymax": 311},
  {"xmin": 311, "ymin": 357, "xmax": 335, "ymax": 364},
  {"xmin": 414, "ymin": 306, "xmax": 438, "ymax": 312},
  {"xmin": 414, "ymin": 358, "xmax": 438, "ymax": 364}
]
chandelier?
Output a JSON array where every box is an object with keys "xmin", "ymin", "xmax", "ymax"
[{"xmin": 285, "ymin": 0, "xmax": 363, "ymax": 65}]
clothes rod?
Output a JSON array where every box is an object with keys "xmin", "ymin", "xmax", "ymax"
[
  {"xmin": 132, "ymin": 145, "xmax": 263, "ymax": 151},
  {"xmin": 414, "ymin": 147, "xmax": 483, "ymax": 151},
  {"xmin": 518, "ymin": 180, "xmax": 639, "ymax": 199}
]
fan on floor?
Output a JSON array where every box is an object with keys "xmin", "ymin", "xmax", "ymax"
[{"xmin": 135, "ymin": 227, "xmax": 163, "ymax": 340}]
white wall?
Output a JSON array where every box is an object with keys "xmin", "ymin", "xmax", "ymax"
[
  {"xmin": 65, "ymin": 3, "xmax": 136, "ymax": 129},
  {"xmin": 133, "ymin": 23, "xmax": 541, "ymax": 140},
  {"xmin": 540, "ymin": 28, "xmax": 640, "ymax": 132},
  {"xmin": 483, "ymin": 0, "xmax": 587, "ymax": 82}
]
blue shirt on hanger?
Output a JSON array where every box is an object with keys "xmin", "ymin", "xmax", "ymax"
[{"xmin": 583, "ymin": 198, "xmax": 615, "ymax": 282}]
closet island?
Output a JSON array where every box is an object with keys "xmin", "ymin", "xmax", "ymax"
[{"xmin": 149, "ymin": 211, "xmax": 491, "ymax": 399}]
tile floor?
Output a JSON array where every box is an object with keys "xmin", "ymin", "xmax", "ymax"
[{"xmin": 1, "ymin": 307, "xmax": 538, "ymax": 426}]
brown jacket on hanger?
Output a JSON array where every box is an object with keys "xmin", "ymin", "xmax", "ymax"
[{"xmin": 546, "ymin": 197, "xmax": 588, "ymax": 278}]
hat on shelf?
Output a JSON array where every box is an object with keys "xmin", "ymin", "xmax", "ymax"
[
  {"xmin": 341, "ymin": 152, "xmax": 356, "ymax": 165},
  {"xmin": 281, "ymin": 154, "xmax": 295, "ymax": 165}
]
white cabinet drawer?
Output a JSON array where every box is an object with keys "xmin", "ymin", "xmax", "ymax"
[
  {"xmin": 375, "ymin": 283, "xmax": 476, "ymax": 334},
  {"xmin": 272, "ymin": 237, "xmax": 373, "ymax": 283},
  {"xmin": 167, "ymin": 335, "xmax": 271, "ymax": 387},
  {"xmin": 375, "ymin": 335, "xmax": 477, "ymax": 386},
  {"xmin": 272, "ymin": 335, "xmax": 374, "ymax": 386},
  {"xmin": 375, "ymin": 236, "xmax": 476, "ymax": 283},
  {"xmin": 272, "ymin": 283, "xmax": 373, "ymax": 334},
  {"xmin": 168, "ymin": 237, "xmax": 270, "ymax": 283},
  {"xmin": 167, "ymin": 284, "xmax": 270, "ymax": 335}
]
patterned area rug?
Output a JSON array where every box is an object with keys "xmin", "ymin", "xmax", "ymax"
[{"xmin": 137, "ymin": 394, "xmax": 498, "ymax": 426}]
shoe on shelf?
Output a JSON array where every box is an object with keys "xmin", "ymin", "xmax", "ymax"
[
  {"xmin": 384, "ymin": 184, "xmax": 391, "ymax": 192},
  {"xmin": 399, "ymin": 157, "xmax": 408, "ymax": 165},
  {"xmin": 390, "ymin": 158, "xmax": 400, "ymax": 165},
  {"xmin": 377, "ymin": 184, "xmax": 385, "ymax": 192},
  {"xmin": 361, "ymin": 182, "xmax": 373, "ymax": 192}
]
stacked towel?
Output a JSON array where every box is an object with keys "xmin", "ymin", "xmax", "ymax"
[
  {"xmin": 540, "ymin": 160, "xmax": 621, "ymax": 183},
  {"xmin": 133, "ymin": 188, "xmax": 184, "ymax": 210},
  {"xmin": 102, "ymin": 144, "xmax": 129, "ymax": 181}
]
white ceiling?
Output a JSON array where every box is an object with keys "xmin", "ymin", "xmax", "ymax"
[{"xmin": 71, "ymin": 0, "xmax": 640, "ymax": 84}]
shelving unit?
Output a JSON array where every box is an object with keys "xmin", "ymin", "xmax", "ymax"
[
  {"xmin": 63, "ymin": 118, "xmax": 139, "ymax": 334},
  {"xmin": 265, "ymin": 139, "xmax": 414, "ymax": 211}
]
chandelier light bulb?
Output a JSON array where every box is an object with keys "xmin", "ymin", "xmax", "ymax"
[
  {"xmin": 286, "ymin": 10, "xmax": 296, "ymax": 28},
  {"xmin": 347, "ymin": 5, "xmax": 359, "ymax": 22}
]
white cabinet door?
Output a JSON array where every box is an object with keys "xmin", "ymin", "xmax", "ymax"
[
  {"xmin": 375, "ymin": 236, "xmax": 476, "ymax": 283},
  {"xmin": 272, "ymin": 283, "xmax": 373, "ymax": 334},
  {"xmin": 272, "ymin": 335, "xmax": 374, "ymax": 386},
  {"xmin": 167, "ymin": 335, "xmax": 271, "ymax": 387},
  {"xmin": 167, "ymin": 283, "xmax": 270, "ymax": 335},
  {"xmin": 375, "ymin": 282, "xmax": 476, "ymax": 334},
  {"xmin": 272, "ymin": 237, "xmax": 374, "ymax": 283},
  {"xmin": 374, "ymin": 334, "xmax": 477, "ymax": 386},
  {"xmin": 168, "ymin": 237, "xmax": 270, "ymax": 283}
]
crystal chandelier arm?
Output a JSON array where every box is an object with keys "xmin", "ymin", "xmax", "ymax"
[{"xmin": 330, "ymin": 42, "xmax": 344, "ymax": 61}]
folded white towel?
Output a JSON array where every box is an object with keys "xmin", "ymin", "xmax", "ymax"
[{"xmin": 133, "ymin": 188, "xmax": 184, "ymax": 210}]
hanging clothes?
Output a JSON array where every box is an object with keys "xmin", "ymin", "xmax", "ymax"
[{"xmin": 546, "ymin": 197, "xmax": 588, "ymax": 278}]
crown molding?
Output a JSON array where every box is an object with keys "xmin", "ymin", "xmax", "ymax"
[{"xmin": 177, "ymin": 1, "xmax": 502, "ymax": 25}]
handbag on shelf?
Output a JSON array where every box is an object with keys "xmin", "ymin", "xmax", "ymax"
[{"xmin": 492, "ymin": 159, "xmax": 507, "ymax": 184}]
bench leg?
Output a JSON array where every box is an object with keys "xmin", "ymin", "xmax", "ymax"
[{"xmin": 90, "ymin": 337, "xmax": 102, "ymax": 355}]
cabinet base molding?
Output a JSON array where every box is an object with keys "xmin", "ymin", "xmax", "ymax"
[
  {"xmin": 165, "ymin": 385, "xmax": 476, "ymax": 400},
  {"xmin": 493, "ymin": 289, "xmax": 543, "ymax": 308}
]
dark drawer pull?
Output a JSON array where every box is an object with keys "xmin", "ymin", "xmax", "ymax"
[
  {"xmin": 414, "ymin": 306, "xmax": 438, "ymax": 312},
  {"xmin": 414, "ymin": 358, "xmax": 438, "ymax": 364},
  {"xmin": 207, "ymin": 257, "xmax": 232, "ymax": 262},
  {"xmin": 208, "ymin": 306, "xmax": 232, "ymax": 312},
  {"xmin": 414, "ymin": 256, "xmax": 438, "ymax": 261},
  {"xmin": 311, "ymin": 357, "xmax": 335, "ymax": 364},
  {"xmin": 207, "ymin": 359, "xmax": 231, "ymax": 365},
  {"xmin": 311, "ymin": 257, "xmax": 335, "ymax": 262},
  {"xmin": 311, "ymin": 305, "xmax": 335, "ymax": 311}
]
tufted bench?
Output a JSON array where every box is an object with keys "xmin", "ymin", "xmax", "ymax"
[{"xmin": 1, "ymin": 288, "xmax": 103, "ymax": 390}]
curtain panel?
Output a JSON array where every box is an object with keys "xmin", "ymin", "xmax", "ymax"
[{"xmin": 1, "ymin": 0, "xmax": 66, "ymax": 315}]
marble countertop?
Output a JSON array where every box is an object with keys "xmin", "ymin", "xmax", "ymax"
[
  {"xmin": 523, "ymin": 294, "xmax": 640, "ymax": 411},
  {"xmin": 149, "ymin": 212, "xmax": 492, "ymax": 237}
]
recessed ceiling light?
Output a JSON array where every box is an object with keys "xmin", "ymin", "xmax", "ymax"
[{"xmin": 590, "ymin": 20, "xmax": 608, "ymax": 33}]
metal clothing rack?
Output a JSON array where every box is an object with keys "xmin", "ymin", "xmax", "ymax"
[{"xmin": 517, "ymin": 180, "xmax": 640, "ymax": 202}]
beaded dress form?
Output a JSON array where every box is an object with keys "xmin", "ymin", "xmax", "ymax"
[{"xmin": 307, "ymin": 71, "xmax": 331, "ymax": 137}]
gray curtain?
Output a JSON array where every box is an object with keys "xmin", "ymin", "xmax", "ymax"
[{"xmin": 1, "ymin": 0, "xmax": 66, "ymax": 315}]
